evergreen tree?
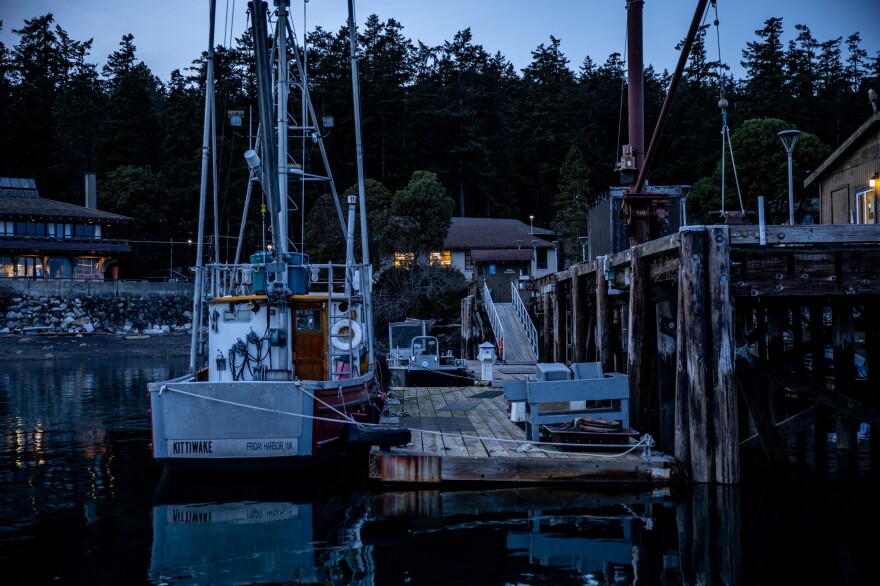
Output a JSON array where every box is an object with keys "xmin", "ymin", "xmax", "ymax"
[
  {"xmin": 99, "ymin": 34, "xmax": 164, "ymax": 172},
  {"xmin": 517, "ymin": 36, "xmax": 578, "ymax": 226},
  {"xmin": 740, "ymin": 17, "xmax": 788, "ymax": 120},
  {"xmin": 553, "ymin": 145, "xmax": 590, "ymax": 263},
  {"xmin": 379, "ymin": 170, "xmax": 454, "ymax": 261}
]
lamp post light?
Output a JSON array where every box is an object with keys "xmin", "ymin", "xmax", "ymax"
[
  {"xmin": 778, "ymin": 129, "xmax": 801, "ymax": 225},
  {"xmin": 578, "ymin": 236, "xmax": 589, "ymax": 262},
  {"xmin": 529, "ymin": 214, "xmax": 534, "ymax": 234}
]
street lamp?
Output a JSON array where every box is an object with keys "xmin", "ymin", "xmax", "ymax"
[
  {"xmin": 778, "ymin": 129, "xmax": 801, "ymax": 225},
  {"xmin": 529, "ymin": 215, "xmax": 534, "ymax": 234},
  {"xmin": 578, "ymin": 236, "xmax": 589, "ymax": 262}
]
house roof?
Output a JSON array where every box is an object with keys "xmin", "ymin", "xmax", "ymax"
[
  {"xmin": 445, "ymin": 217, "xmax": 555, "ymax": 250},
  {"xmin": 0, "ymin": 177, "xmax": 132, "ymax": 223},
  {"xmin": 804, "ymin": 111, "xmax": 880, "ymax": 188},
  {"xmin": 471, "ymin": 248, "xmax": 535, "ymax": 262}
]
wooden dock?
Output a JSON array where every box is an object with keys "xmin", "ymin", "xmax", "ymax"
[{"xmin": 368, "ymin": 383, "xmax": 681, "ymax": 485}]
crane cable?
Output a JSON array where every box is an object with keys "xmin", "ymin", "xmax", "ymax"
[{"xmin": 712, "ymin": 1, "xmax": 745, "ymax": 215}]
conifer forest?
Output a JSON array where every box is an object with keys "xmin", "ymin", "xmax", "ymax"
[{"xmin": 2, "ymin": 12, "xmax": 879, "ymax": 274}]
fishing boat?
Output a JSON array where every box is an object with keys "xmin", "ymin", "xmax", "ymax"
[
  {"xmin": 148, "ymin": 0, "xmax": 406, "ymax": 472},
  {"xmin": 386, "ymin": 319, "xmax": 472, "ymax": 388}
]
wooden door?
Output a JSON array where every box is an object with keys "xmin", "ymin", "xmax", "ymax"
[
  {"xmin": 830, "ymin": 186, "xmax": 850, "ymax": 224},
  {"xmin": 293, "ymin": 304, "xmax": 325, "ymax": 381}
]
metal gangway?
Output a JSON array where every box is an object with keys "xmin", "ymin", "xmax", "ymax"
[{"xmin": 481, "ymin": 281, "xmax": 538, "ymax": 364}]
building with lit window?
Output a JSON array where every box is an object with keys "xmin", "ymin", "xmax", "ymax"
[
  {"xmin": 441, "ymin": 217, "xmax": 560, "ymax": 302},
  {"xmin": 805, "ymin": 110, "xmax": 880, "ymax": 224},
  {"xmin": 0, "ymin": 177, "xmax": 132, "ymax": 280}
]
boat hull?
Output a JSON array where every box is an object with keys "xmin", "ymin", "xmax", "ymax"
[{"xmin": 148, "ymin": 372, "xmax": 379, "ymax": 472}]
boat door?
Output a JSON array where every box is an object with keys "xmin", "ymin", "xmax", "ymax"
[{"xmin": 293, "ymin": 303, "xmax": 326, "ymax": 380}]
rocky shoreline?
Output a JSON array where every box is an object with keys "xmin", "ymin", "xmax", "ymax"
[{"xmin": 1, "ymin": 291, "xmax": 192, "ymax": 336}]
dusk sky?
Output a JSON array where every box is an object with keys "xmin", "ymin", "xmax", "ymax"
[{"xmin": 2, "ymin": 0, "xmax": 879, "ymax": 83}]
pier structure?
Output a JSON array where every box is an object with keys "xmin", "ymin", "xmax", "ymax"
[{"xmin": 531, "ymin": 223, "xmax": 880, "ymax": 484}]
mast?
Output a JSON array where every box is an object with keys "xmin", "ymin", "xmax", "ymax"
[
  {"xmin": 190, "ymin": 0, "xmax": 217, "ymax": 373},
  {"xmin": 277, "ymin": 1, "xmax": 289, "ymax": 257},
  {"xmin": 251, "ymin": 1, "xmax": 282, "ymax": 253},
  {"xmin": 347, "ymin": 0, "xmax": 375, "ymax": 370}
]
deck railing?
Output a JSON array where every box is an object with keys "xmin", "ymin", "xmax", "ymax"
[
  {"xmin": 510, "ymin": 281, "xmax": 538, "ymax": 359},
  {"xmin": 482, "ymin": 281, "xmax": 505, "ymax": 362}
]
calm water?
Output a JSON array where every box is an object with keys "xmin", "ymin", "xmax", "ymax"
[{"xmin": 0, "ymin": 357, "xmax": 875, "ymax": 585}]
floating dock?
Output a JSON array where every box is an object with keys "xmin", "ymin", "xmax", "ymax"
[{"xmin": 368, "ymin": 382, "xmax": 680, "ymax": 486}]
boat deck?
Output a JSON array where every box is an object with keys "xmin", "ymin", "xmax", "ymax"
[{"xmin": 369, "ymin": 383, "xmax": 681, "ymax": 485}]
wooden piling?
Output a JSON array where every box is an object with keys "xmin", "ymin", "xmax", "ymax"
[
  {"xmin": 596, "ymin": 256, "xmax": 613, "ymax": 373},
  {"xmin": 656, "ymin": 300, "xmax": 677, "ymax": 453},
  {"xmin": 678, "ymin": 228, "xmax": 712, "ymax": 483},
  {"xmin": 571, "ymin": 274, "xmax": 585, "ymax": 362},
  {"xmin": 628, "ymin": 247, "xmax": 649, "ymax": 430},
  {"xmin": 707, "ymin": 226, "xmax": 738, "ymax": 485}
]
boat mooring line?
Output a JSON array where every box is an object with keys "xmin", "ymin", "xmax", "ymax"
[
  {"xmin": 160, "ymin": 385, "xmax": 655, "ymax": 457},
  {"xmin": 378, "ymin": 422, "xmax": 656, "ymax": 459},
  {"xmin": 160, "ymin": 385, "xmax": 359, "ymax": 425}
]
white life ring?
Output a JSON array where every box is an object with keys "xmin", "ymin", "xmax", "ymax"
[{"xmin": 331, "ymin": 319, "xmax": 363, "ymax": 351}]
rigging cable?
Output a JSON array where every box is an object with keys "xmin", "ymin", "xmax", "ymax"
[
  {"xmin": 615, "ymin": 5, "xmax": 629, "ymax": 172},
  {"xmin": 712, "ymin": 0, "xmax": 745, "ymax": 215}
]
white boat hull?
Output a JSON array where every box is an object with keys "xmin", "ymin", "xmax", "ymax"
[{"xmin": 149, "ymin": 372, "xmax": 378, "ymax": 471}]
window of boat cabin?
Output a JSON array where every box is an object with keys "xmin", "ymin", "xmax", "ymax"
[
  {"xmin": 429, "ymin": 251, "xmax": 451, "ymax": 266},
  {"xmin": 296, "ymin": 309, "xmax": 321, "ymax": 331},
  {"xmin": 536, "ymin": 247, "xmax": 548, "ymax": 270}
]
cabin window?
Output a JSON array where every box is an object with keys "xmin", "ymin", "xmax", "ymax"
[
  {"xmin": 855, "ymin": 189, "xmax": 876, "ymax": 224},
  {"xmin": 464, "ymin": 250, "xmax": 473, "ymax": 270},
  {"xmin": 296, "ymin": 309, "xmax": 321, "ymax": 332},
  {"xmin": 0, "ymin": 256, "xmax": 15, "ymax": 277},
  {"xmin": 536, "ymin": 248, "xmax": 548, "ymax": 269},
  {"xmin": 73, "ymin": 258, "xmax": 100, "ymax": 280},
  {"xmin": 0, "ymin": 222, "xmax": 14, "ymax": 235},
  {"xmin": 429, "ymin": 250, "xmax": 451, "ymax": 266},
  {"xmin": 17, "ymin": 256, "xmax": 43, "ymax": 278},
  {"xmin": 46, "ymin": 258, "xmax": 72, "ymax": 279}
]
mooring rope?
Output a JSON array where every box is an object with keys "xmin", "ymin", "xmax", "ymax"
[{"xmin": 160, "ymin": 384, "xmax": 655, "ymax": 458}]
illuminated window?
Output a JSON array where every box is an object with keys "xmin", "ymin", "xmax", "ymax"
[
  {"xmin": 73, "ymin": 258, "xmax": 101, "ymax": 280},
  {"xmin": 855, "ymin": 189, "xmax": 876, "ymax": 224},
  {"xmin": 429, "ymin": 251, "xmax": 451, "ymax": 266},
  {"xmin": 393, "ymin": 252, "xmax": 414, "ymax": 268},
  {"xmin": 0, "ymin": 256, "xmax": 14, "ymax": 277}
]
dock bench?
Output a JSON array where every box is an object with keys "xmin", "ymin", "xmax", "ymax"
[{"xmin": 503, "ymin": 362, "xmax": 630, "ymax": 442}]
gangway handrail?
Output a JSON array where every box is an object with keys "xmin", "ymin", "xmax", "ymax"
[
  {"xmin": 510, "ymin": 281, "xmax": 538, "ymax": 359},
  {"xmin": 481, "ymin": 281, "xmax": 506, "ymax": 362}
]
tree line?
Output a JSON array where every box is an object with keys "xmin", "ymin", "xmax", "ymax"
[{"xmin": 1, "ymin": 12, "xmax": 878, "ymax": 274}]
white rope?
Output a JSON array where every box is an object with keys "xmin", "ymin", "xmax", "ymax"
[
  {"xmin": 162, "ymin": 384, "xmax": 357, "ymax": 425},
  {"xmin": 162, "ymin": 385, "xmax": 655, "ymax": 458}
]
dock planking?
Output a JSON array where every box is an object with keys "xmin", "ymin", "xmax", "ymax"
[{"xmin": 369, "ymin": 384, "xmax": 681, "ymax": 485}]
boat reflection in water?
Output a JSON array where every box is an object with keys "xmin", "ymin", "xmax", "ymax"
[{"xmin": 149, "ymin": 474, "xmax": 372, "ymax": 585}]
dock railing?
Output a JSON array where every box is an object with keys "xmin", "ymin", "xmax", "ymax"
[
  {"xmin": 510, "ymin": 282, "xmax": 539, "ymax": 359},
  {"xmin": 481, "ymin": 281, "xmax": 506, "ymax": 362}
]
